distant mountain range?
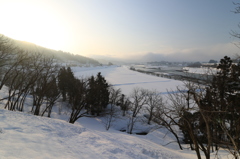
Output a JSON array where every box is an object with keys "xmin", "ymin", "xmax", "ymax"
[{"xmin": 2, "ymin": 34, "xmax": 100, "ymax": 66}]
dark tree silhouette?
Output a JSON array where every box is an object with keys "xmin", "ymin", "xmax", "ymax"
[{"xmin": 86, "ymin": 72, "xmax": 110, "ymax": 116}]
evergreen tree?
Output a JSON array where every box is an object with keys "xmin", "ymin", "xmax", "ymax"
[
  {"xmin": 86, "ymin": 72, "xmax": 110, "ymax": 116},
  {"xmin": 199, "ymin": 56, "xmax": 240, "ymax": 154},
  {"xmin": 57, "ymin": 67, "xmax": 75, "ymax": 101},
  {"xmin": 86, "ymin": 75, "xmax": 98, "ymax": 114},
  {"xmin": 96, "ymin": 72, "xmax": 109, "ymax": 111}
]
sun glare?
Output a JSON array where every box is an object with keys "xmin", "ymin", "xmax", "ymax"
[{"xmin": 0, "ymin": 1, "xmax": 68, "ymax": 50}]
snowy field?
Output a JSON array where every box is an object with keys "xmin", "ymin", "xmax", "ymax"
[
  {"xmin": 72, "ymin": 65, "xmax": 184, "ymax": 95},
  {"xmin": 183, "ymin": 67, "xmax": 217, "ymax": 75},
  {"xmin": 0, "ymin": 66, "xmax": 230, "ymax": 159}
]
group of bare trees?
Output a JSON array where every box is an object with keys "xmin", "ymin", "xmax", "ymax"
[
  {"xmin": 0, "ymin": 35, "xmax": 111, "ymax": 123},
  {"xmin": 150, "ymin": 56, "xmax": 240, "ymax": 159},
  {"xmin": 103, "ymin": 87, "xmax": 164, "ymax": 134},
  {"xmin": 0, "ymin": 35, "xmax": 113, "ymax": 125},
  {"xmin": 0, "ymin": 35, "xmax": 60, "ymax": 117}
]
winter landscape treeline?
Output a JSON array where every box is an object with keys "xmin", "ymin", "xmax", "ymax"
[
  {"xmin": 1, "ymin": 34, "xmax": 100, "ymax": 66},
  {"xmin": 1, "ymin": 34, "xmax": 240, "ymax": 159}
]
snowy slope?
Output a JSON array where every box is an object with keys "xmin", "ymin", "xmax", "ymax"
[
  {"xmin": 0, "ymin": 109, "xmax": 194, "ymax": 159},
  {"xmin": 0, "ymin": 66, "xmax": 230, "ymax": 159}
]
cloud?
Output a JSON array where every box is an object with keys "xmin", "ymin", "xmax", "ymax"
[
  {"xmin": 86, "ymin": 42, "xmax": 240, "ymax": 63},
  {"xmin": 139, "ymin": 43, "xmax": 240, "ymax": 62}
]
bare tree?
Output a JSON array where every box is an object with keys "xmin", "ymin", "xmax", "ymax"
[
  {"xmin": 153, "ymin": 102, "xmax": 183, "ymax": 150},
  {"xmin": 68, "ymin": 78, "xmax": 88, "ymax": 124},
  {"xmin": 231, "ymin": 2, "xmax": 240, "ymax": 49},
  {"xmin": 31, "ymin": 55, "xmax": 59, "ymax": 116},
  {"xmin": 102, "ymin": 87, "xmax": 122, "ymax": 130},
  {"xmin": 153, "ymin": 80, "xmax": 216, "ymax": 159},
  {"xmin": 145, "ymin": 89, "xmax": 163, "ymax": 124},
  {"xmin": 0, "ymin": 35, "xmax": 17, "ymax": 68},
  {"xmin": 102, "ymin": 105, "xmax": 119, "ymax": 131},
  {"xmin": 127, "ymin": 88, "xmax": 147, "ymax": 134},
  {"xmin": 2, "ymin": 52, "xmax": 37, "ymax": 111},
  {"xmin": 0, "ymin": 49, "xmax": 29, "ymax": 91},
  {"xmin": 118, "ymin": 94, "xmax": 130, "ymax": 117},
  {"xmin": 41, "ymin": 77, "xmax": 60, "ymax": 117}
]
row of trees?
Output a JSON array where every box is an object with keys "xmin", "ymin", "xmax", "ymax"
[
  {"xmin": 0, "ymin": 35, "xmax": 60, "ymax": 117},
  {"xmin": 0, "ymin": 35, "xmax": 111, "ymax": 123},
  {"xmin": 57, "ymin": 67, "xmax": 160, "ymax": 131},
  {"xmin": 58, "ymin": 67, "xmax": 110, "ymax": 123}
]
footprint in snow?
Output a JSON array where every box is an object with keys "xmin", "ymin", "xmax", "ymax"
[{"xmin": 109, "ymin": 148, "xmax": 124, "ymax": 154}]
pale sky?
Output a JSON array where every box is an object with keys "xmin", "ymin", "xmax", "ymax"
[{"xmin": 0, "ymin": 0, "xmax": 240, "ymax": 62}]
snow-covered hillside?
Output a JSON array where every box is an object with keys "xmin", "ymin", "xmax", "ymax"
[
  {"xmin": 0, "ymin": 66, "xmax": 230, "ymax": 159},
  {"xmin": 0, "ymin": 109, "xmax": 195, "ymax": 159}
]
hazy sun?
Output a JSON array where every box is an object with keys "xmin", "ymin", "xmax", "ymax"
[{"xmin": 0, "ymin": 1, "xmax": 68, "ymax": 50}]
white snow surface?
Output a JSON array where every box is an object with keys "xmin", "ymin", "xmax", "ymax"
[
  {"xmin": 183, "ymin": 67, "xmax": 217, "ymax": 75},
  {"xmin": 72, "ymin": 65, "xmax": 183, "ymax": 95},
  {"xmin": 0, "ymin": 109, "xmax": 194, "ymax": 159},
  {"xmin": 0, "ymin": 66, "xmax": 230, "ymax": 159}
]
